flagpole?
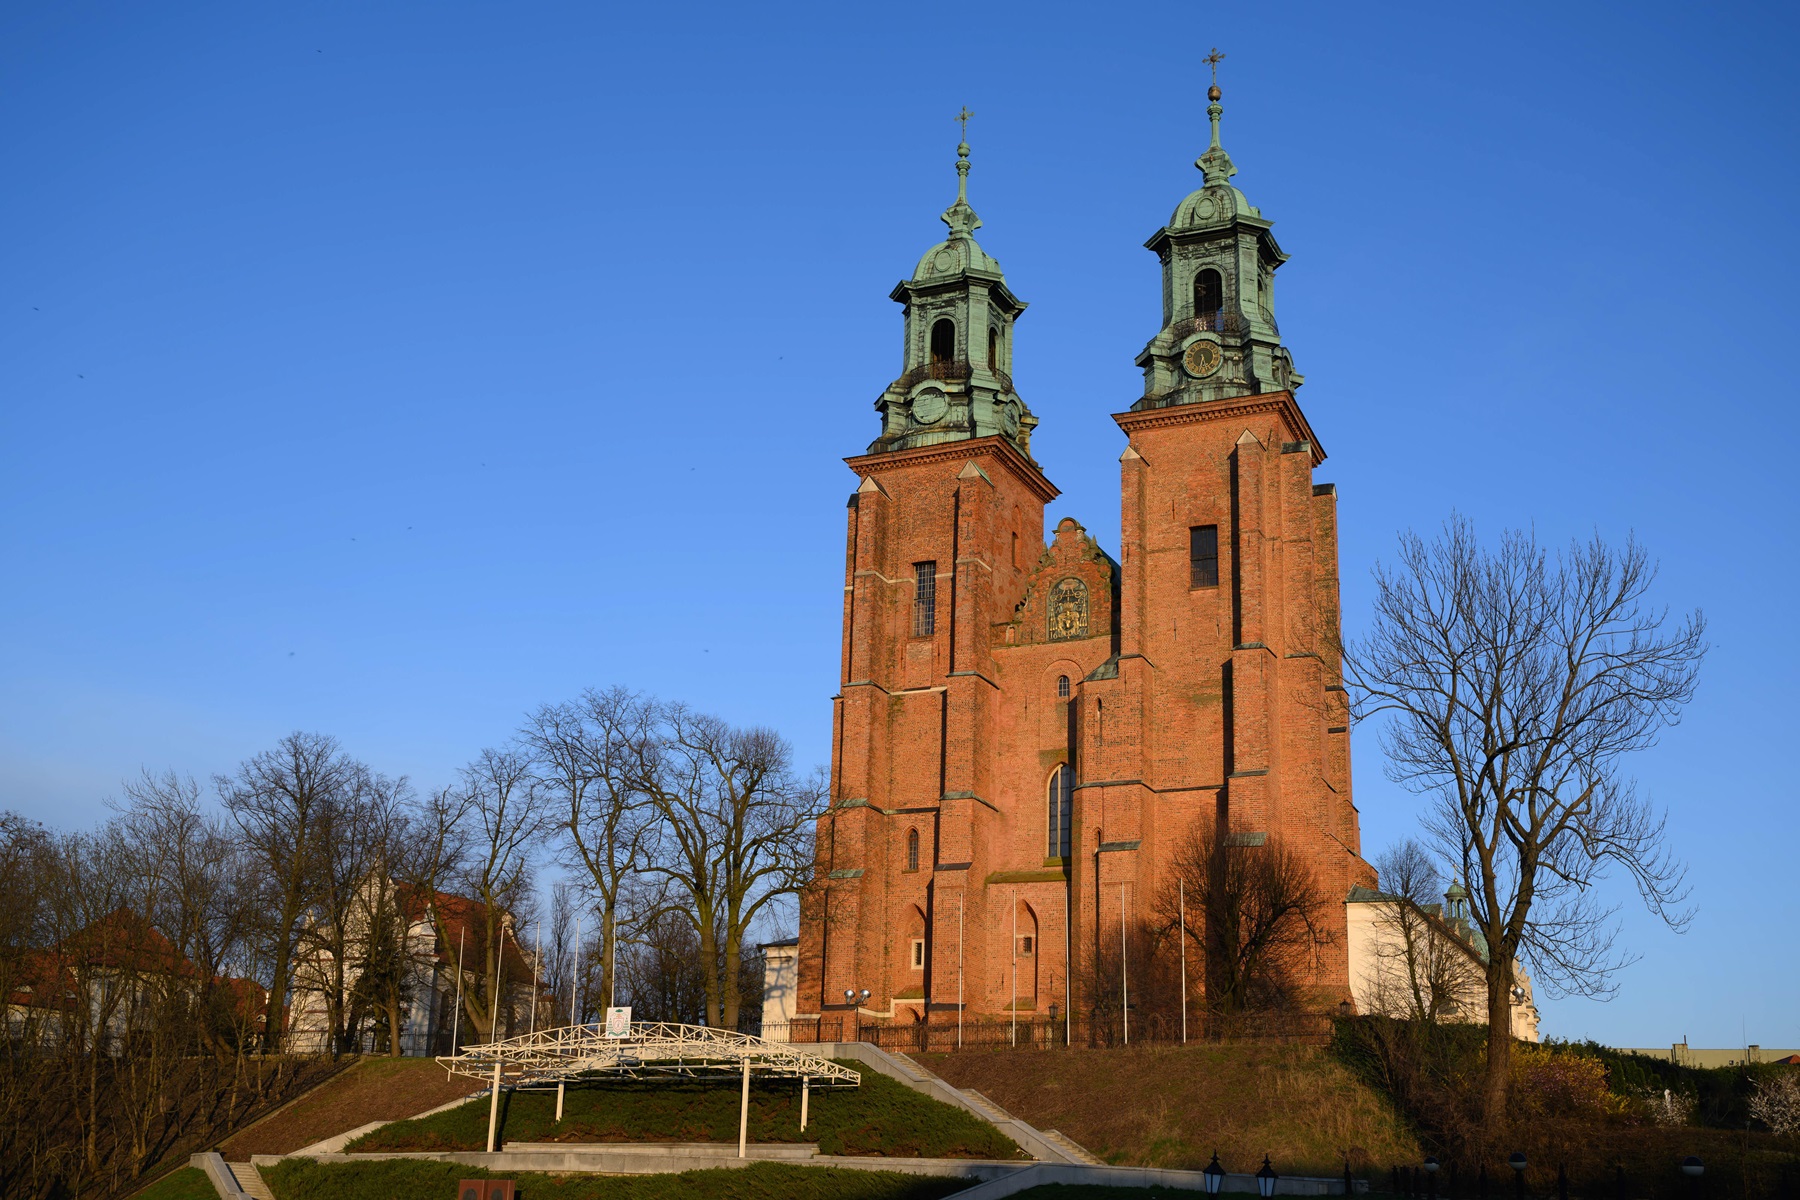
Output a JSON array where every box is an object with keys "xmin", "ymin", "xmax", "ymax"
[
  {"xmin": 530, "ymin": 920, "xmax": 540, "ymax": 1035},
  {"xmin": 450, "ymin": 925, "xmax": 465, "ymax": 1062},
  {"xmin": 1120, "ymin": 882, "xmax": 1129, "ymax": 1046},
  {"xmin": 1064, "ymin": 881, "xmax": 1072, "ymax": 1048},
  {"xmin": 1179, "ymin": 878, "xmax": 1187, "ymax": 1044},
  {"xmin": 957, "ymin": 894, "xmax": 964, "ymax": 1049}
]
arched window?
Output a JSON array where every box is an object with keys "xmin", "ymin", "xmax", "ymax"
[
  {"xmin": 905, "ymin": 827, "xmax": 920, "ymax": 872},
  {"xmin": 988, "ymin": 325, "xmax": 1000, "ymax": 369},
  {"xmin": 930, "ymin": 318, "xmax": 956, "ymax": 365},
  {"xmin": 1047, "ymin": 765, "xmax": 1073, "ymax": 859},
  {"xmin": 1056, "ymin": 675, "xmax": 1070, "ymax": 700},
  {"xmin": 1194, "ymin": 268, "xmax": 1223, "ymax": 328}
]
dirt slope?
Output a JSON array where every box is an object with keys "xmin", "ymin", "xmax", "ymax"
[
  {"xmin": 217, "ymin": 1057, "xmax": 478, "ymax": 1157},
  {"xmin": 920, "ymin": 1042, "xmax": 1420, "ymax": 1176}
]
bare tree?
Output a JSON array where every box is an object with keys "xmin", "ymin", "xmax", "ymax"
[
  {"xmin": 450, "ymin": 746, "xmax": 547, "ymax": 1042},
  {"xmin": 522, "ymin": 688, "xmax": 660, "ymax": 1020},
  {"xmin": 0, "ymin": 812, "xmax": 57, "ymax": 1188},
  {"xmin": 633, "ymin": 704, "xmax": 823, "ymax": 1030},
  {"xmin": 336, "ymin": 773, "xmax": 413, "ymax": 1054},
  {"xmin": 615, "ymin": 909, "xmax": 710, "ymax": 1025},
  {"xmin": 1345, "ymin": 517, "xmax": 1705, "ymax": 1121},
  {"xmin": 392, "ymin": 784, "xmax": 473, "ymax": 1052},
  {"xmin": 216, "ymin": 732, "xmax": 361, "ymax": 1051},
  {"xmin": 115, "ymin": 772, "xmax": 253, "ymax": 1059},
  {"xmin": 296, "ymin": 767, "xmax": 408, "ymax": 1056},
  {"xmin": 1156, "ymin": 819, "xmax": 1331, "ymax": 1023},
  {"xmin": 1367, "ymin": 839, "xmax": 1480, "ymax": 1024}
]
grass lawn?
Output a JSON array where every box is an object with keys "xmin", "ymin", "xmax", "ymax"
[
  {"xmin": 131, "ymin": 1166, "xmax": 219, "ymax": 1200},
  {"xmin": 263, "ymin": 1158, "xmax": 974, "ymax": 1200},
  {"xmin": 218, "ymin": 1055, "xmax": 476, "ymax": 1157},
  {"xmin": 349, "ymin": 1061, "xmax": 1021, "ymax": 1159},
  {"xmin": 1007, "ymin": 1190, "xmax": 1264, "ymax": 1199},
  {"xmin": 922, "ymin": 1043, "xmax": 1419, "ymax": 1176}
]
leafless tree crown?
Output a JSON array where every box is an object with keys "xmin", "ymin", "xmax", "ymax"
[{"xmin": 1344, "ymin": 516, "xmax": 1705, "ymax": 1118}]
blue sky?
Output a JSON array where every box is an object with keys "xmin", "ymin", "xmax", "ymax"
[{"xmin": 3, "ymin": 2, "xmax": 1794, "ymax": 1048}]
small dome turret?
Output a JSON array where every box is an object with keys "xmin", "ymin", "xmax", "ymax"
[
  {"xmin": 869, "ymin": 113, "xmax": 1035, "ymax": 459},
  {"xmin": 1132, "ymin": 58, "xmax": 1301, "ymax": 412},
  {"xmin": 911, "ymin": 136, "xmax": 1005, "ymax": 282},
  {"xmin": 912, "ymin": 231, "xmax": 1003, "ymax": 283}
]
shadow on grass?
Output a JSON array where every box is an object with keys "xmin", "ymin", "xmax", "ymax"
[
  {"xmin": 349, "ymin": 1061, "xmax": 1021, "ymax": 1160},
  {"xmin": 263, "ymin": 1159, "xmax": 974, "ymax": 1200}
]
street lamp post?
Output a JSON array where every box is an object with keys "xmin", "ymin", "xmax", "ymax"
[
  {"xmin": 1681, "ymin": 1155, "xmax": 1704, "ymax": 1200},
  {"xmin": 1423, "ymin": 1155, "xmax": 1439, "ymax": 1200},
  {"xmin": 1508, "ymin": 1152, "xmax": 1527, "ymax": 1200},
  {"xmin": 1256, "ymin": 1155, "xmax": 1278, "ymax": 1198},
  {"xmin": 1202, "ymin": 1152, "xmax": 1225, "ymax": 1196}
]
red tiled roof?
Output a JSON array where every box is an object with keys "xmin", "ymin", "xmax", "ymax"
[{"xmin": 396, "ymin": 884, "xmax": 536, "ymax": 979}]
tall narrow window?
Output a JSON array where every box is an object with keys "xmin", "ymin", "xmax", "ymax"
[
  {"xmin": 1194, "ymin": 268, "xmax": 1223, "ymax": 328},
  {"xmin": 988, "ymin": 325, "xmax": 1000, "ymax": 369},
  {"xmin": 1047, "ymin": 764, "xmax": 1073, "ymax": 859},
  {"xmin": 1189, "ymin": 525, "xmax": 1219, "ymax": 588},
  {"xmin": 930, "ymin": 318, "xmax": 956, "ymax": 365},
  {"xmin": 905, "ymin": 828, "xmax": 920, "ymax": 872},
  {"xmin": 1056, "ymin": 675, "xmax": 1070, "ymax": 700},
  {"xmin": 913, "ymin": 562, "xmax": 937, "ymax": 636}
]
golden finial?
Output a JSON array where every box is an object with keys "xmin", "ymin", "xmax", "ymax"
[{"xmin": 1203, "ymin": 47, "xmax": 1224, "ymax": 101}]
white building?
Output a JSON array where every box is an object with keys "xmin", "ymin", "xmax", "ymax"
[
  {"xmin": 1346, "ymin": 882, "xmax": 1539, "ymax": 1041},
  {"xmin": 758, "ymin": 937, "xmax": 799, "ymax": 1041},
  {"xmin": 288, "ymin": 881, "xmax": 538, "ymax": 1055}
]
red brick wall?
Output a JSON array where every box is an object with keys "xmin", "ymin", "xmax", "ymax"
[{"xmin": 796, "ymin": 395, "xmax": 1372, "ymax": 1029}]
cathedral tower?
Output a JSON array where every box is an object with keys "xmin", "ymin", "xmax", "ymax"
[{"xmin": 793, "ymin": 93, "xmax": 1369, "ymax": 1043}]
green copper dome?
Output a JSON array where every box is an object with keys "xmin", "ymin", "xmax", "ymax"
[
  {"xmin": 1169, "ymin": 182, "xmax": 1261, "ymax": 230},
  {"xmin": 1130, "ymin": 80, "xmax": 1299, "ymax": 411},
  {"xmin": 1168, "ymin": 90, "xmax": 1262, "ymax": 230},
  {"xmin": 869, "ymin": 125, "xmax": 1035, "ymax": 459},
  {"xmin": 912, "ymin": 232, "xmax": 1003, "ymax": 282},
  {"xmin": 910, "ymin": 139, "xmax": 1004, "ymax": 282}
]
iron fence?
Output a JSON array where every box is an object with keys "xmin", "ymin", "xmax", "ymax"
[{"xmin": 758, "ymin": 1010, "xmax": 1333, "ymax": 1053}]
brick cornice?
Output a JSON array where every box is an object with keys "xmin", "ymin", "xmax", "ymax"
[
  {"xmin": 1113, "ymin": 390, "xmax": 1326, "ymax": 466},
  {"xmin": 845, "ymin": 435, "xmax": 1061, "ymax": 504}
]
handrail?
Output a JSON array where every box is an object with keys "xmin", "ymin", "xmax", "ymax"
[{"xmin": 436, "ymin": 1020, "xmax": 861, "ymax": 1089}]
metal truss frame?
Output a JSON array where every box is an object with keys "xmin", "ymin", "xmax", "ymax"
[{"xmin": 436, "ymin": 1020, "xmax": 861, "ymax": 1090}]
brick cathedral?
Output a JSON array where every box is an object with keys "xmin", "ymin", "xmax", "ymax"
[{"xmin": 794, "ymin": 86, "xmax": 1375, "ymax": 1033}]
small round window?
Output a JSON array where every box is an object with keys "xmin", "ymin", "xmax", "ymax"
[{"xmin": 1056, "ymin": 675, "xmax": 1070, "ymax": 700}]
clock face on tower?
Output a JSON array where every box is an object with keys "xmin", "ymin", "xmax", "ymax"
[
  {"xmin": 911, "ymin": 388, "xmax": 948, "ymax": 425},
  {"xmin": 1183, "ymin": 339, "xmax": 1223, "ymax": 378}
]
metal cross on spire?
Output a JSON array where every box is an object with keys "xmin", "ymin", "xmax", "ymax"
[
  {"xmin": 1203, "ymin": 48, "xmax": 1225, "ymax": 87},
  {"xmin": 956, "ymin": 105, "xmax": 974, "ymax": 143}
]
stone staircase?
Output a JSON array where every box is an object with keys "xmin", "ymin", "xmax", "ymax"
[
  {"xmin": 1038, "ymin": 1128, "xmax": 1105, "ymax": 1166},
  {"xmin": 881, "ymin": 1050, "xmax": 1104, "ymax": 1166},
  {"xmin": 225, "ymin": 1162, "xmax": 275, "ymax": 1200},
  {"xmin": 958, "ymin": 1087, "xmax": 1015, "ymax": 1122}
]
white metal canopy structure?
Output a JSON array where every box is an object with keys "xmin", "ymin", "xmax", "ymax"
[{"xmin": 437, "ymin": 1020, "xmax": 861, "ymax": 1090}]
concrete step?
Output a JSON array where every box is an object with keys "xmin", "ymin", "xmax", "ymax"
[
  {"xmin": 503, "ymin": 1141, "xmax": 819, "ymax": 1161},
  {"xmin": 960, "ymin": 1088, "xmax": 1015, "ymax": 1122},
  {"xmin": 226, "ymin": 1162, "xmax": 275, "ymax": 1200},
  {"xmin": 882, "ymin": 1051, "xmax": 934, "ymax": 1082},
  {"xmin": 1040, "ymin": 1129, "xmax": 1105, "ymax": 1166}
]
